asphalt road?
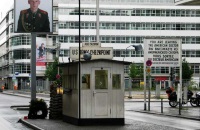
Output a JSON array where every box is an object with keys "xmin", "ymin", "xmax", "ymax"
[
  {"xmin": 0, "ymin": 93, "xmax": 31, "ymax": 130},
  {"xmin": 0, "ymin": 92, "xmax": 200, "ymax": 130}
]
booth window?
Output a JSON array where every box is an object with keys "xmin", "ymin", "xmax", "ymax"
[
  {"xmin": 95, "ymin": 70, "xmax": 108, "ymax": 89},
  {"xmin": 71, "ymin": 75, "xmax": 77, "ymax": 89},
  {"xmin": 62, "ymin": 74, "xmax": 77, "ymax": 89},
  {"xmin": 82, "ymin": 74, "xmax": 90, "ymax": 89},
  {"xmin": 62, "ymin": 75, "xmax": 68, "ymax": 89},
  {"xmin": 112, "ymin": 74, "xmax": 121, "ymax": 89}
]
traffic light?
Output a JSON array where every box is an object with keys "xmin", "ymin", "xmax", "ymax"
[
  {"xmin": 170, "ymin": 67, "xmax": 176, "ymax": 81},
  {"xmin": 51, "ymin": 49, "xmax": 57, "ymax": 54}
]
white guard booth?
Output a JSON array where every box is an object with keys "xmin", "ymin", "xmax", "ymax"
[{"xmin": 60, "ymin": 59, "xmax": 130, "ymax": 125}]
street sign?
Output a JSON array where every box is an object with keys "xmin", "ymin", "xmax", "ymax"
[
  {"xmin": 70, "ymin": 46, "xmax": 113, "ymax": 60},
  {"xmin": 144, "ymin": 39, "xmax": 181, "ymax": 67},
  {"xmin": 146, "ymin": 60, "xmax": 152, "ymax": 66},
  {"xmin": 146, "ymin": 67, "xmax": 151, "ymax": 74},
  {"xmin": 12, "ymin": 76, "xmax": 16, "ymax": 81}
]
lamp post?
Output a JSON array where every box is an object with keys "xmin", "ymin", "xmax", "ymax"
[
  {"xmin": 78, "ymin": 0, "xmax": 81, "ymax": 121},
  {"xmin": 123, "ymin": 44, "xmax": 143, "ymax": 98},
  {"xmin": 56, "ymin": 43, "xmax": 61, "ymax": 76},
  {"xmin": 96, "ymin": 0, "xmax": 99, "ymax": 43},
  {"xmin": 123, "ymin": 45, "xmax": 143, "ymax": 62}
]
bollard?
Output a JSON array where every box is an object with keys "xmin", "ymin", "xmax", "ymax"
[
  {"xmin": 1, "ymin": 86, "xmax": 4, "ymax": 90},
  {"xmin": 161, "ymin": 98, "xmax": 163, "ymax": 113},
  {"xmin": 179, "ymin": 98, "xmax": 181, "ymax": 115}
]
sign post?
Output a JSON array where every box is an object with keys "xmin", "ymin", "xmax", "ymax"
[
  {"xmin": 144, "ymin": 38, "xmax": 182, "ymax": 110},
  {"xmin": 146, "ymin": 60, "xmax": 152, "ymax": 111}
]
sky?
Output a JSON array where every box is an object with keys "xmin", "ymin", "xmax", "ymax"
[{"xmin": 0, "ymin": 0, "xmax": 13, "ymax": 20}]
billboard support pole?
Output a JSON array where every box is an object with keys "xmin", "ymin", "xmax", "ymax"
[{"xmin": 31, "ymin": 33, "xmax": 36, "ymax": 100}]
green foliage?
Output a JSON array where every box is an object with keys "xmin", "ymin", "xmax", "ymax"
[
  {"xmin": 182, "ymin": 58, "xmax": 193, "ymax": 80},
  {"xmin": 188, "ymin": 80, "xmax": 200, "ymax": 91},
  {"xmin": 129, "ymin": 63, "xmax": 143, "ymax": 78},
  {"xmin": 45, "ymin": 58, "xmax": 62, "ymax": 82}
]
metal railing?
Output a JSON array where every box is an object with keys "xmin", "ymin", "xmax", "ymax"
[{"xmin": 20, "ymin": 80, "xmax": 54, "ymax": 93}]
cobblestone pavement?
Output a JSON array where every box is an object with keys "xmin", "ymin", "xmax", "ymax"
[{"xmin": 19, "ymin": 118, "xmax": 182, "ymax": 130}]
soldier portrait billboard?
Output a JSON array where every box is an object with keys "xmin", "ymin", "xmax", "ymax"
[{"xmin": 14, "ymin": 0, "xmax": 53, "ymax": 33}]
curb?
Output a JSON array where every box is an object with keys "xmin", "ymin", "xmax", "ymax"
[
  {"xmin": 11, "ymin": 105, "xmax": 29, "ymax": 108},
  {"xmin": 130, "ymin": 110, "xmax": 200, "ymax": 121},
  {"xmin": 2, "ymin": 92, "xmax": 30, "ymax": 98},
  {"xmin": 18, "ymin": 118, "xmax": 44, "ymax": 130},
  {"xmin": 11, "ymin": 105, "xmax": 30, "ymax": 111},
  {"xmin": 124, "ymin": 99, "xmax": 169, "ymax": 102},
  {"xmin": 1, "ymin": 92, "xmax": 50, "ymax": 101},
  {"xmin": 13, "ymin": 107, "xmax": 29, "ymax": 111}
]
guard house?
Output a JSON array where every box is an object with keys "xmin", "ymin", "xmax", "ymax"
[{"xmin": 59, "ymin": 59, "xmax": 131, "ymax": 125}]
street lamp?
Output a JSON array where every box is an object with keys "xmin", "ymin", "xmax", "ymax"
[
  {"xmin": 123, "ymin": 44, "xmax": 143, "ymax": 98},
  {"xmin": 57, "ymin": 86, "xmax": 63, "ymax": 95},
  {"xmin": 123, "ymin": 44, "xmax": 143, "ymax": 62}
]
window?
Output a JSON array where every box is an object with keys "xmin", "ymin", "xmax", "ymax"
[
  {"xmin": 191, "ymin": 65, "xmax": 200, "ymax": 74},
  {"xmin": 63, "ymin": 74, "xmax": 77, "ymax": 89},
  {"xmin": 95, "ymin": 70, "xmax": 108, "ymax": 89},
  {"xmin": 62, "ymin": 75, "xmax": 68, "ymax": 89},
  {"xmin": 112, "ymin": 74, "xmax": 121, "ymax": 89},
  {"xmin": 114, "ymin": 50, "xmax": 121, "ymax": 57},
  {"xmin": 82, "ymin": 74, "xmax": 90, "ymax": 89}
]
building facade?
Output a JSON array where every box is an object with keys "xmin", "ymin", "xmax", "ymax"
[
  {"xmin": 175, "ymin": 0, "xmax": 200, "ymax": 5},
  {"xmin": 0, "ymin": 0, "xmax": 200, "ymax": 89}
]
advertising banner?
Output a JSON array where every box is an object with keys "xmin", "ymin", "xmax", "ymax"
[
  {"xmin": 36, "ymin": 37, "xmax": 46, "ymax": 71},
  {"xmin": 14, "ymin": 0, "xmax": 53, "ymax": 33}
]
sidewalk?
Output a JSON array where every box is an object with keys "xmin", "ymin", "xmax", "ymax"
[
  {"xmin": 2, "ymin": 90, "xmax": 50, "ymax": 101},
  {"xmin": 1, "ymin": 90, "xmax": 200, "ymax": 130},
  {"xmin": 124, "ymin": 90, "xmax": 168, "ymax": 99}
]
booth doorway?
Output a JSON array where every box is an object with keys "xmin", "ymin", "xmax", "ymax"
[{"xmin": 92, "ymin": 68, "xmax": 111, "ymax": 118}]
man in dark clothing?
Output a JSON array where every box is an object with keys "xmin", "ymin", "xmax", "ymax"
[
  {"xmin": 38, "ymin": 43, "xmax": 45, "ymax": 58},
  {"xmin": 17, "ymin": 0, "xmax": 50, "ymax": 32}
]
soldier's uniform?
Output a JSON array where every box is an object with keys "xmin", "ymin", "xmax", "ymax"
[{"xmin": 17, "ymin": 8, "xmax": 50, "ymax": 32}]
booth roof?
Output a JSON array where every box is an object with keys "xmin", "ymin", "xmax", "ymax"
[{"xmin": 58, "ymin": 59, "xmax": 131, "ymax": 67}]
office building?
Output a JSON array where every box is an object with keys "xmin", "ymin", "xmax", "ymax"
[{"xmin": 0, "ymin": 0, "xmax": 200, "ymax": 89}]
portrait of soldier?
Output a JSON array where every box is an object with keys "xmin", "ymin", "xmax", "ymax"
[{"xmin": 17, "ymin": 0, "xmax": 50, "ymax": 32}]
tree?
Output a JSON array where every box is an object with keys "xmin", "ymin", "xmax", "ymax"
[
  {"xmin": 45, "ymin": 58, "xmax": 61, "ymax": 81},
  {"xmin": 182, "ymin": 58, "xmax": 193, "ymax": 80},
  {"xmin": 129, "ymin": 63, "xmax": 143, "ymax": 88},
  {"xmin": 129, "ymin": 63, "xmax": 143, "ymax": 79}
]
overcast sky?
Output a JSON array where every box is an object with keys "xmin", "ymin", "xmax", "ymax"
[{"xmin": 0, "ymin": 0, "xmax": 13, "ymax": 20}]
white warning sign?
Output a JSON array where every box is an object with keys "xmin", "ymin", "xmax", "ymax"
[{"xmin": 144, "ymin": 39, "xmax": 181, "ymax": 67}]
